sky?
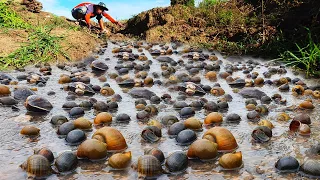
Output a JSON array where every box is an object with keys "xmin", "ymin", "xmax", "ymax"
[{"xmin": 39, "ymin": 0, "xmax": 202, "ymax": 21}]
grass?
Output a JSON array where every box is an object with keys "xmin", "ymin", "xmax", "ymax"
[
  {"xmin": 276, "ymin": 30, "xmax": 320, "ymax": 77},
  {"xmin": 0, "ymin": 2, "xmax": 70, "ymax": 69}
]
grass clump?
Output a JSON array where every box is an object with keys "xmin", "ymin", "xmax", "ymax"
[
  {"xmin": 0, "ymin": 2, "xmax": 29, "ymax": 29},
  {"xmin": 277, "ymin": 30, "xmax": 320, "ymax": 77},
  {"xmin": 1, "ymin": 26, "xmax": 69, "ymax": 68}
]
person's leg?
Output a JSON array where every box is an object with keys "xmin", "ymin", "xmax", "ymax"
[{"xmin": 71, "ymin": 7, "xmax": 86, "ymax": 20}]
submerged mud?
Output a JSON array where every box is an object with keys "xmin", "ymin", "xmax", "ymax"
[{"xmin": 0, "ymin": 41, "xmax": 319, "ymax": 179}]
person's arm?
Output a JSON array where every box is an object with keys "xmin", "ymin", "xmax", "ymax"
[
  {"xmin": 102, "ymin": 12, "xmax": 124, "ymax": 27},
  {"xmin": 84, "ymin": 13, "xmax": 93, "ymax": 28},
  {"xmin": 98, "ymin": 18, "xmax": 105, "ymax": 31}
]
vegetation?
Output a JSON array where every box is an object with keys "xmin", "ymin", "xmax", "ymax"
[{"xmin": 171, "ymin": 0, "xmax": 194, "ymax": 7}]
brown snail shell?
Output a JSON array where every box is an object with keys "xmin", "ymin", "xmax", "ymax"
[
  {"xmin": 289, "ymin": 120, "xmax": 311, "ymax": 136},
  {"xmin": 258, "ymin": 120, "xmax": 274, "ymax": 129},
  {"xmin": 136, "ymin": 155, "xmax": 162, "ymax": 177},
  {"xmin": 147, "ymin": 120, "xmax": 162, "ymax": 129},
  {"xmin": 313, "ymin": 90, "xmax": 320, "ymax": 99},
  {"xmin": 20, "ymin": 155, "xmax": 52, "ymax": 177},
  {"xmin": 144, "ymin": 148, "xmax": 165, "ymax": 163},
  {"xmin": 277, "ymin": 112, "xmax": 291, "ymax": 121},
  {"xmin": 58, "ymin": 75, "xmax": 71, "ymax": 84},
  {"xmin": 210, "ymin": 87, "xmax": 225, "ymax": 96},
  {"xmin": 144, "ymin": 77, "xmax": 154, "ymax": 86},
  {"xmin": 203, "ymin": 127, "xmax": 238, "ymax": 152},
  {"xmin": 255, "ymin": 105, "xmax": 269, "ymax": 115},
  {"xmin": 20, "ymin": 125, "xmax": 40, "ymax": 136},
  {"xmin": 205, "ymin": 71, "xmax": 217, "ymax": 81},
  {"xmin": 292, "ymin": 85, "xmax": 304, "ymax": 95},
  {"xmin": 219, "ymin": 72, "xmax": 230, "ymax": 79},
  {"xmin": 100, "ymin": 87, "xmax": 115, "ymax": 96},
  {"xmin": 254, "ymin": 77, "xmax": 264, "ymax": 85},
  {"xmin": 204, "ymin": 112, "xmax": 223, "ymax": 125},
  {"xmin": 77, "ymin": 139, "xmax": 108, "ymax": 160},
  {"xmin": 136, "ymin": 104, "xmax": 146, "ymax": 110},
  {"xmin": 0, "ymin": 85, "xmax": 10, "ymax": 96},
  {"xmin": 293, "ymin": 114, "xmax": 311, "ymax": 124},
  {"xmin": 108, "ymin": 151, "xmax": 132, "ymax": 169},
  {"xmin": 94, "ymin": 112, "xmax": 112, "ymax": 125},
  {"xmin": 304, "ymin": 89, "xmax": 313, "ymax": 95},
  {"xmin": 246, "ymin": 104, "xmax": 256, "ymax": 111},
  {"xmin": 219, "ymin": 151, "xmax": 243, "ymax": 169},
  {"xmin": 187, "ymin": 139, "xmax": 218, "ymax": 160},
  {"xmin": 184, "ymin": 117, "xmax": 202, "ymax": 131},
  {"xmin": 34, "ymin": 148, "xmax": 54, "ymax": 163},
  {"xmin": 73, "ymin": 117, "xmax": 92, "ymax": 130},
  {"xmin": 92, "ymin": 127, "xmax": 128, "ymax": 152},
  {"xmin": 299, "ymin": 101, "xmax": 315, "ymax": 109}
]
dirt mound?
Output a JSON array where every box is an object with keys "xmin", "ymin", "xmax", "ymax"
[{"xmin": 21, "ymin": 0, "xmax": 42, "ymax": 13}]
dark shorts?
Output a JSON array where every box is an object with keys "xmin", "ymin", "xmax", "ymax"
[{"xmin": 71, "ymin": 6, "xmax": 87, "ymax": 20}]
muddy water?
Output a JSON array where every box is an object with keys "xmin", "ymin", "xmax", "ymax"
[{"xmin": 0, "ymin": 41, "xmax": 319, "ymax": 180}]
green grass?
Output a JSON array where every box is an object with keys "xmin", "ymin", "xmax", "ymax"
[
  {"xmin": 277, "ymin": 30, "xmax": 320, "ymax": 77},
  {"xmin": 0, "ymin": 2, "xmax": 70, "ymax": 69}
]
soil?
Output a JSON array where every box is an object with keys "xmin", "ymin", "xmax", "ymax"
[{"xmin": 0, "ymin": 30, "xmax": 28, "ymax": 57}]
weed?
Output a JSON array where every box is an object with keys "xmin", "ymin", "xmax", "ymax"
[
  {"xmin": 0, "ymin": 2, "xmax": 29, "ymax": 29},
  {"xmin": 0, "ymin": 26, "xmax": 69, "ymax": 68},
  {"xmin": 277, "ymin": 29, "xmax": 320, "ymax": 77}
]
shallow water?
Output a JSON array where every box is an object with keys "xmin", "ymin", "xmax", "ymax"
[{"xmin": 0, "ymin": 41, "xmax": 319, "ymax": 180}]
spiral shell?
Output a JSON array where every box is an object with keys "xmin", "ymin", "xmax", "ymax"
[
  {"xmin": 94, "ymin": 112, "xmax": 112, "ymax": 125},
  {"xmin": 277, "ymin": 112, "xmax": 291, "ymax": 121},
  {"xmin": 219, "ymin": 152, "xmax": 243, "ymax": 170},
  {"xmin": 204, "ymin": 112, "xmax": 223, "ymax": 125},
  {"xmin": 77, "ymin": 139, "xmax": 108, "ymax": 160},
  {"xmin": 210, "ymin": 87, "xmax": 225, "ymax": 96},
  {"xmin": 187, "ymin": 139, "xmax": 218, "ymax": 160},
  {"xmin": 92, "ymin": 127, "xmax": 128, "ymax": 152},
  {"xmin": 184, "ymin": 117, "xmax": 202, "ymax": 131},
  {"xmin": 299, "ymin": 100, "xmax": 315, "ymax": 109},
  {"xmin": 73, "ymin": 117, "xmax": 92, "ymax": 130},
  {"xmin": 203, "ymin": 127, "xmax": 238, "ymax": 152},
  {"xmin": 136, "ymin": 155, "xmax": 162, "ymax": 177},
  {"xmin": 100, "ymin": 87, "xmax": 115, "ymax": 96},
  {"xmin": 108, "ymin": 151, "xmax": 132, "ymax": 169},
  {"xmin": 258, "ymin": 120, "xmax": 274, "ymax": 129}
]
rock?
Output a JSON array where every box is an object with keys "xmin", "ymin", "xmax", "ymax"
[
  {"xmin": 156, "ymin": 56, "xmax": 174, "ymax": 63},
  {"xmin": 239, "ymin": 88, "xmax": 267, "ymax": 99},
  {"xmin": 0, "ymin": 97, "xmax": 18, "ymax": 106}
]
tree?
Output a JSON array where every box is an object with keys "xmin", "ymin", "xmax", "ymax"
[{"xmin": 171, "ymin": 0, "xmax": 194, "ymax": 7}]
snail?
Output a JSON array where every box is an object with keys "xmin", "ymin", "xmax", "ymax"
[
  {"xmin": 94, "ymin": 112, "xmax": 112, "ymax": 125},
  {"xmin": 275, "ymin": 156, "xmax": 299, "ymax": 172},
  {"xmin": 92, "ymin": 127, "xmax": 128, "ymax": 152},
  {"xmin": 73, "ymin": 117, "xmax": 92, "ymax": 130},
  {"xmin": 108, "ymin": 151, "xmax": 132, "ymax": 169},
  {"xmin": 203, "ymin": 127, "xmax": 238, "ymax": 152},
  {"xmin": 219, "ymin": 152, "xmax": 243, "ymax": 170},
  {"xmin": 184, "ymin": 117, "xmax": 202, "ymax": 131},
  {"xmin": 204, "ymin": 112, "xmax": 223, "ymax": 125},
  {"xmin": 77, "ymin": 139, "xmax": 108, "ymax": 160},
  {"xmin": 187, "ymin": 139, "xmax": 218, "ymax": 160},
  {"xmin": 251, "ymin": 126, "xmax": 272, "ymax": 142}
]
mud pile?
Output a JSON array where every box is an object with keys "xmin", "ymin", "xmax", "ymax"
[{"xmin": 22, "ymin": 0, "xmax": 43, "ymax": 13}]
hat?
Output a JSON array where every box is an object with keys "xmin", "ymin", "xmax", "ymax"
[{"xmin": 97, "ymin": 2, "xmax": 109, "ymax": 11}]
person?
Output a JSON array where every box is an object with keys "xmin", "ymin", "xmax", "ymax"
[{"xmin": 71, "ymin": 2, "xmax": 123, "ymax": 33}]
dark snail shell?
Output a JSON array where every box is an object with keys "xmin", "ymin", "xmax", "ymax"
[
  {"xmin": 161, "ymin": 115, "xmax": 179, "ymax": 126},
  {"xmin": 187, "ymin": 139, "xmax": 218, "ymax": 160},
  {"xmin": 69, "ymin": 107, "xmax": 85, "ymax": 117},
  {"xmin": 251, "ymin": 126, "xmax": 272, "ymax": 142},
  {"xmin": 34, "ymin": 148, "xmax": 54, "ymax": 163},
  {"xmin": 50, "ymin": 115, "xmax": 68, "ymax": 126},
  {"xmin": 180, "ymin": 107, "xmax": 195, "ymax": 118},
  {"xmin": 90, "ymin": 60, "xmax": 109, "ymax": 71},
  {"xmin": 168, "ymin": 122, "xmax": 186, "ymax": 137},
  {"xmin": 226, "ymin": 113, "xmax": 241, "ymax": 123},
  {"xmin": 165, "ymin": 151, "xmax": 188, "ymax": 173},
  {"xmin": 77, "ymin": 139, "xmax": 108, "ymax": 160},
  {"xmin": 144, "ymin": 148, "xmax": 165, "ymax": 163},
  {"xmin": 21, "ymin": 155, "xmax": 52, "ymax": 177},
  {"xmin": 136, "ymin": 155, "xmax": 162, "ymax": 177},
  {"xmin": 176, "ymin": 129, "xmax": 197, "ymax": 146},
  {"xmin": 275, "ymin": 156, "xmax": 299, "ymax": 172},
  {"xmin": 55, "ymin": 151, "xmax": 78, "ymax": 172},
  {"xmin": 57, "ymin": 122, "xmax": 75, "ymax": 136},
  {"xmin": 65, "ymin": 129, "xmax": 86, "ymax": 145},
  {"xmin": 14, "ymin": 87, "xmax": 35, "ymax": 101},
  {"xmin": 299, "ymin": 159, "xmax": 320, "ymax": 178},
  {"xmin": 293, "ymin": 114, "xmax": 311, "ymax": 125},
  {"xmin": 24, "ymin": 95, "xmax": 53, "ymax": 112},
  {"xmin": 141, "ymin": 126, "xmax": 162, "ymax": 143},
  {"xmin": 92, "ymin": 127, "xmax": 128, "ymax": 152}
]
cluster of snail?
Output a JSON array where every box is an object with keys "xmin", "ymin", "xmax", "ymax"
[{"xmin": 0, "ymin": 39, "xmax": 319, "ymax": 179}]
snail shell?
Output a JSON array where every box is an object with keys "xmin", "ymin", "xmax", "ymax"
[
  {"xmin": 141, "ymin": 126, "xmax": 162, "ymax": 143},
  {"xmin": 275, "ymin": 156, "xmax": 299, "ymax": 172},
  {"xmin": 20, "ymin": 125, "xmax": 40, "ymax": 136},
  {"xmin": 277, "ymin": 112, "xmax": 291, "ymax": 121},
  {"xmin": 108, "ymin": 151, "xmax": 132, "ymax": 169},
  {"xmin": 73, "ymin": 117, "xmax": 92, "ymax": 130},
  {"xmin": 292, "ymin": 85, "xmax": 304, "ymax": 95},
  {"xmin": 204, "ymin": 112, "xmax": 223, "ymax": 125},
  {"xmin": 299, "ymin": 100, "xmax": 315, "ymax": 109},
  {"xmin": 21, "ymin": 155, "xmax": 51, "ymax": 177},
  {"xmin": 147, "ymin": 119, "xmax": 162, "ymax": 129},
  {"xmin": 165, "ymin": 151, "xmax": 188, "ymax": 173},
  {"xmin": 219, "ymin": 152, "xmax": 243, "ymax": 170},
  {"xmin": 144, "ymin": 148, "xmax": 165, "ymax": 163},
  {"xmin": 251, "ymin": 126, "xmax": 272, "ymax": 142},
  {"xmin": 299, "ymin": 159, "xmax": 320, "ymax": 177},
  {"xmin": 210, "ymin": 87, "xmax": 225, "ymax": 96},
  {"xmin": 136, "ymin": 155, "xmax": 162, "ymax": 177},
  {"xmin": 258, "ymin": 120, "xmax": 274, "ymax": 129},
  {"xmin": 205, "ymin": 71, "xmax": 217, "ymax": 81},
  {"xmin": 100, "ymin": 87, "xmax": 115, "ymax": 96},
  {"xmin": 77, "ymin": 139, "xmax": 107, "ymax": 160},
  {"xmin": 34, "ymin": 148, "xmax": 54, "ymax": 163},
  {"xmin": 313, "ymin": 90, "xmax": 320, "ymax": 98},
  {"xmin": 168, "ymin": 122, "xmax": 186, "ymax": 137},
  {"xmin": 92, "ymin": 127, "xmax": 128, "ymax": 152},
  {"xmin": 94, "ymin": 112, "xmax": 112, "ymax": 125},
  {"xmin": 55, "ymin": 151, "xmax": 78, "ymax": 172},
  {"xmin": 0, "ymin": 85, "xmax": 10, "ymax": 95},
  {"xmin": 203, "ymin": 127, "xmax": 238, "ymax": 152},
  {"xmin": 176, "ymin": 129, "xmax": 197, "ymax": 146},
  {"xmin": 187, "ymin": 139, "xmax": 218, "ymax": 160},
  {"xmin": 184, "ymin": 117, "xmax": 202, "ymax": 131}
]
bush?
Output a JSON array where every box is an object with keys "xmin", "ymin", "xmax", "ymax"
[{"xmin": 171, "ymin": 0, "xmax": 195, "ymax": 7}]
